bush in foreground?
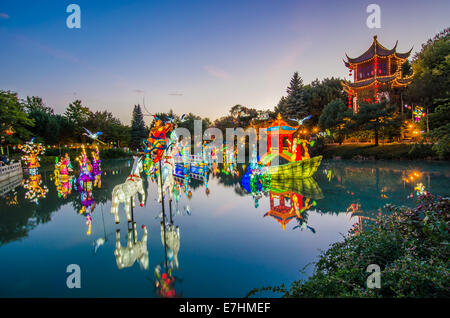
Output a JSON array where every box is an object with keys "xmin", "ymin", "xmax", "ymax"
[{"xmin": 247, "ymin": 193, "xmax": 449, "ymax": 298}]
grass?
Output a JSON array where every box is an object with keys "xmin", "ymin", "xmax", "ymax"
[{"xmin": 322, "ymin": 143, "xmax": 438, "ymax": 160}]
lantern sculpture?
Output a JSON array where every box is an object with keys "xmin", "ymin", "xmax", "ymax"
[
  {"xmin": 20, "ymin": 138, "xmax": 45, "ymax": 172},
  {"xmin": 54, "ymin": 153, "xmax": 74, "ymax": 199},
  {"xmin": 75, "ymin": 145, "xmax": 94, "ymax": 193},
  {"xmin": 110, "ymin": 157, "xmax": 146, "ymax": 224},
  {"xmin": 143, "ymin": 116, "xmax": 173, "ymax": 163},
  {"xmin": 413, "ymin": 106, "xmax": 424, "ymax": 122},
  {"xmin": 21, "ymin": 139, "xmax": 48, "ymax": 203},
  {"xmin": 74, "ymin": 145, "xmax": 97, "ymax": 235},
  {"xmin": 91, "ymin": 145, "xmax": 102, "ymax": 188}
]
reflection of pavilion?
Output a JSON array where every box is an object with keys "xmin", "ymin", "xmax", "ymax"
[
  {"xmin": 264, "ymin": 191, "xmax": 297, "ymax": 230},
  {"xmin": 264, "ymin": 177, "xmax": 323, "ymax": 230}
]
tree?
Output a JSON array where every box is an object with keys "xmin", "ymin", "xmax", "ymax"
[
  {"xmin": 284, "ymin": 72, "xmax": 308, "ymax": 119},
  {"xmin": 85, "ymin": 110, "xmax": 127, "ymax": 146},
  {"xmin": 229, "ymin": 104, "xmax": 258, "ymax": 127},
  {"xmin": 24, "ymin": 96, "xmax": 61, "ymax": 144},
  {"xmin": 406, "ymin": 28, "xmax": 450, "ymax": 113},
  {"xmin": 0, "ymin": 90, "xmax": 34, "ymax": 144},
  {"xmin": 64, "ymin": 100, "xmax": 92, "ymax": 141},
  {"xmin": 274, "ymin": 96, "xmax": 288, "ymax": 116},
  {"xmin": 318, "ymin": 99, "xmax": 351, "ymax": 144},
  {"xmin": 178, "ymin": 112, "xmax": 211, "ymax": 136},
  {"xmin": 130, "ymin": 104, "xmax": 147, "ymax": 149},
  {"xmin": 213, "ymin": 115, "xmax": 235, "ymax": 135},
  {"xmin": 426, "ymin": 97, "xmax": 450, "ymax": 159},
  {"xmin": 349, "ymin": 101, "xmax": 399, "ymax": 146},
  {"xmin": 304, "ymin": 77, "xmax": 346, "ymax": 126}
]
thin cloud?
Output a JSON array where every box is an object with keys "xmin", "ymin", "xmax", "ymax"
[
  {"xmin": 169, "ymin": 92, "xmax": 183, "ymax": 96},
  {"xmin": 0, "ymin": 13, "xmax": 10, "ymax": 19},
  {"xmin": 133, "ymin": 89, "xmax": 145, "ymax": 94},
  {"xmin": 203, "ymin": 65, "xmax": 231, "ymax": 80}
]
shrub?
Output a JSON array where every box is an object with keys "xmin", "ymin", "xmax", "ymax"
[{"xmin": 408, "ymin": 143, "xmax": 437, "ymax": 159}]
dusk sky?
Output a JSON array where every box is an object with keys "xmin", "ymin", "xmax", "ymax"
[{"xmin": 1, "ymin": 0, "xmax": 449, "ymax": 125}]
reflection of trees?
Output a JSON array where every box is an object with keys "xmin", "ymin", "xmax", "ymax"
[
  {"xmin": 0, "ymin": 160, "xmax": 131, "ymax": 245},
  {"xmin": 213, "ymin": 164, "xmax": 245, "ymax": 190},
  {"xmin": 317, "ymin": 161, "xmax": 423, "ymax": 217}
]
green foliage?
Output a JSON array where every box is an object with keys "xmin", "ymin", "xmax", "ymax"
[
  {"xmin": 401, "ymin": 59, "xmax": 413, "ymax": 77},
  {"xmin": 250, "ymin": 193, "xmax": 449, "ymax": 298},
  {"xmin": 229, "ymin": 105, "xmax": 258, "ymax": 127},
  {"xmin": 304, "ymin": 77, "xmax": 347, "ymax": 125},
  {"xmin": 425, "ymin": 98, "xmax": 450, "ymax": 159},
  {"xmin": 85, "ymin": 110, "xmax": 130, "ymax": 146},
  {"xmin": 0, "ymin": 90, "xmax": 34, "ymax": 143},
  {"xmin": 318, "ymin": 99, "xmax": 351, "ymax": 144},
  {"xmin": 177, "ymin": 112, "xmax": 211, "ymax": 136},
  {"xmin": 406, "ymin": 28, "xmax": 450, "ymax": 109},
  {"xmin": 278, "ymin": 72, "xmax": 308, "ymax": 119},
  {"xmin": 24, "ymin": 96, "xmax": 61, "ymax": 144},
  {"xmin": 213, "ymin": 115, "xmax": 235, "ymax": 135},
  {"xmin": 348, "ymin": 101, "xmax": 399, "ymax": 146},
  {"xmin": 274, "ymin": 96, "xmax": 288, "ymax": 116},
  {"xmin": 64, "ymin": 100, "xmax": 92, "ymax": 139},
  {"xmin": 407, "ymin": 142, "xmax": 437, "ymax": 159},
  {"xmin": 130, "ymin": 104, "xmax": 147, "ymax": 149}
]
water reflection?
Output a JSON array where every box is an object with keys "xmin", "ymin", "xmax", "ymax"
[
  {"xmin": 114, "ymin": 222, "xmax": 149, "ymax": 270},
  {"xmin": 0, "ymin": 158, "xmax": 449, "ymax": 297},
  {"xmin": 20, "ymin": 139, "xmax": 48, "ymax": 204},
  {"xmin": 155, "ymin": 220, "xmax": 182, "ymax": 298}
]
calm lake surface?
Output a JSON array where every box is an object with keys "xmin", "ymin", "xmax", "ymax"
[{"xmin": 0, "ymin": 159, "xmax": 449, "ymax": 297}]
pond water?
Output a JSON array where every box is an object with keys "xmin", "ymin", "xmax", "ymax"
[{"xmin": 0, "ymin": 159, "xmax": 449, "ymax": 297}]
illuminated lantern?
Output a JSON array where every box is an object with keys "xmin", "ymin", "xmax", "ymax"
[{"xmin": 4, "ymin": 127, "xmax": 14, "ymax": 135}]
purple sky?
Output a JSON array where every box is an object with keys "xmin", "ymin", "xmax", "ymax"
[{"xmin": 0, "ymin": 0, "xmax": 449, "ymax": 124}]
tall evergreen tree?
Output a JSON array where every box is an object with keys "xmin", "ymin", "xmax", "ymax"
[
  {"xmin": 285, "ymin": 72, "xmax": 307, "ymax": 119},
  {"xmin": 130, "ymin": 104, "xmax": 147, "ymax": 149}
]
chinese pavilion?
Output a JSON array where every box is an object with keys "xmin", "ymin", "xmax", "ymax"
[
  {"xmin": 259, "ymin": 113, "xmax": 299, "ymax": 164},
  {"xmin": 341, "ymin": 35, "xmax": 413, "ymax": 112}
]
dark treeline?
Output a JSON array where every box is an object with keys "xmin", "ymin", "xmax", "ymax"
[{"xmin": 0, "ymin": 93, "xmax": 132, "ymax": 147}]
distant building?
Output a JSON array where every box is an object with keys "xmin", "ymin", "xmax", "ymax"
[{"xmin": 341, "ymin": 35, "xmax": 413, "ymax": 112}]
